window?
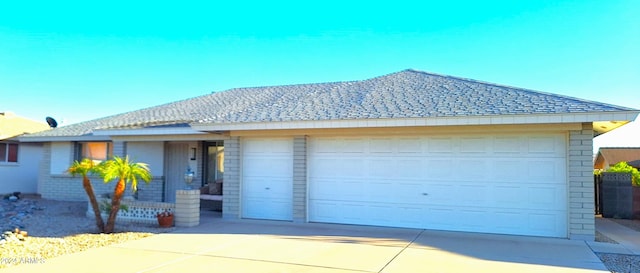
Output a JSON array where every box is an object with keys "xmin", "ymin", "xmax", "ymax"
[
  {"xmin": 206, "ymin": 141, "xmax": 224, "ymax": 183},
  {"xmin": 76, "ymin": 142, "xmax": 113, "ymax": 162},
  {"xmin": 0, "ymin": 142, "xmax": 19, "ymax": 163}
]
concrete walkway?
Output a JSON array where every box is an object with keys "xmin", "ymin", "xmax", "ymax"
[
  {"xmin": 1, "ymin": 215, "xmax": 608, "ymax": 273},
  {"xmin": 587, "ymin": 217, "xmax": 640, "ymax": 255}
]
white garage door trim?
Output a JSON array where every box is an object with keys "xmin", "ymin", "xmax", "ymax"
[
  {"xmin": 308, "ymin": 133, "xmax": 568, "ymax": 237},
  {"xmin": 241, "ymin": 137, "xmax": 294, "ymax": 221}
]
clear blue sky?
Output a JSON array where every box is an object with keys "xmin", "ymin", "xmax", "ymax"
[{"xmin": 1, "ymin": 0, "xmax": 638, "ymax": 125}]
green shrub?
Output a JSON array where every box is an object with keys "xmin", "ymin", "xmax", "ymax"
[{"xmin": 607, "ymin": 161, "xmax": 640, "ymax": 187}]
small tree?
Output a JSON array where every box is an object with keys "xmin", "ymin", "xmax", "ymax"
[
  {"xmin": 67, "ymin": 159, "xmax": 105, "ymax": 233},
  {"xmin": 98, "ymin": 156, "xmax": 152, "ymax": 233},
  {"xmin": 607, "ymin": 161, "xmax": 640, "ymax": 187}
]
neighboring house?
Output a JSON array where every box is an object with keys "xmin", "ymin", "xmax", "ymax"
[
  {"xmin": 594, "ymin": 147, "xmax": 640, "ymax": 170},
  {"xmin": 0, "ymin": 111, "xmax": 50, "ymax": 194},
  {"xmin": 20, "ymin": 69, "xmax": 639, "ymax": 240}
]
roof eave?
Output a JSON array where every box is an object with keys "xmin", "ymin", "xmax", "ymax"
[
  {"xmin": 192, "ymin": 111, "xmax": 640, "ymax": 132},
  {"xmin": 18, "ymin": 135, "xmax": 112, "ymax": 142},
  {"xmin": 93, "ymin": 127, "xmax": 209, "ymax": 137}
]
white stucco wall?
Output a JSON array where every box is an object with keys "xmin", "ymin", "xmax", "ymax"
[
  {"xmin": 126, "ymin": 141, "xmax": 165, "ymax": 176},
  {"xmin": 0, "ymin": 142, "xmax": 44, "ymax": 194}
]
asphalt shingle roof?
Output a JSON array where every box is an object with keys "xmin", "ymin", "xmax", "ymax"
[{"xmin": 24, "ymin": 69, "xmax": 636, "ymax": 138}]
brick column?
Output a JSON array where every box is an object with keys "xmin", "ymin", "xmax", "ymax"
[
  {"xmin": 223, "ymin": 137, "xmax": 240, "ymax": 219},
  {"xmin": 293, "ymin": 136, "xmax": 307, "ymax": 222},
  {"xmin": 568, "ymin": 122, "xmax": 595, "ymax": 240},
  {"xmin": 175, "ymin": 189, "xmax": 200, "ymax": 227}
]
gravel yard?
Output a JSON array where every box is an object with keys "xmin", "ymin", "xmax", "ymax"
[{"xmin": 0, "ymin": 196, "xmax": 174, "ymax": 269}]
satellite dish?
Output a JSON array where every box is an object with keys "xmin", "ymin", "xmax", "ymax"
[{"xmin": 46, "ymin": 116, "xmax": 58, "ymax": 128}]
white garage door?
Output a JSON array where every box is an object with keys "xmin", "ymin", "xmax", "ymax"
[
  {"xmin": 242, "ymin": 138, "xmax": 293, "ymax": 221},
  {"xmin": 308, "ymin": 134, "xmax": 568, "ymax": 237}
]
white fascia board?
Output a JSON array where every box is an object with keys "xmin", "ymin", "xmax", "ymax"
[
  {"xmin": 93, "ymin": 127, "xmax": 208, "ymax": 136},
  {"xmin": 192, "ymin": 111, "xmax": 640, "ymax": 132},
  {"xmin": 18, "ymin": 135, "xmax": 112, "ymax": 142}
]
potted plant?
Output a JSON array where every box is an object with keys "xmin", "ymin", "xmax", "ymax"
[{"xmin": 157, "ymin": 210, "xmax": 174, "ymax": 228}]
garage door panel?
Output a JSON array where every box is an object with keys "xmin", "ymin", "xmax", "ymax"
[
  {"xmin": 494, "ymin": 136, "xmax": 524, "ymax": 154},
  {"xmin": 528, "ymin": 136, "xmax": 564, "ymax": 156},
  {"xmin": 367, "ymin": 181, "xmax": 395, "ymax": 200},
  {"xmin": 528, "ymin": 187, "xmax": 565, "ymax": 209},
  {"xmin": 398, "ymin": 138, "xmax": 423, "ymax": 153},
  {"xmin": 243, "ymin": 178, "xmax": 292, "ymax": 197},
  {"xmin": 370, "ymin": 138, "xmax": 393, "ymax": 153},
  {"xmin": 308, "ymin": 158, "xmax": 335, "ymax": 178},
  {"xmin": 426, "ymin": 159, "xmax": 455, "ymax": 177},
  {"xmin": 369, "ymin": 159, "xmax": 396, "ymax": 177},
  {"xmin": 395, "ymin": 159, "xmax": 424, "ymax": 178},
  {"xmin": 308, "ymin": 179, "xmax": 344, "ymax": 200},
  {"xmin": 243, "ymin": 158, "xmax": 292, "ymax": 177},
  {"xmin": 460, "ymin": 137, "xmax": 490, "ymax": 154},
  {"xmin": 529, "ymin": 213, "xmax": 565, "ymax": 235},
  {"xmin": 309, "ymin": 134, "xmax": 567, "ymax": 237},
  {"xmin": 492, "ymin": 160, "xmax": 523, "ymax": 180},
  {"xmin": 494, "ymin": 211, "xmax": 525, "ymax": 231},
  {"xmin": 421, "ymin": 182, "xmax": 456, "ymax": 204},
  {"xmin": 492, "ymin": 186, "xmax": 525, "ymax": 207},
  {"xmin": 456, "ymin": 184, "xmax": 489, "ymax": 205},
  {"xmin": 243, "ymin": 198, "xmax": 292, "ymax": 220},
  {"xmin": 337, "ymin": 158, "xmax": 366, "ymax": 177},
  {"xmin": 242, "ymin": 138, "xmax": 293, "ymax": 221},
  {"xmin": 424, "ymin": 207, "xmax": 458, "ymax": 228},
  {"xmin": 310, "ymin": 201, "xmax": 424, "ymax": 228}
]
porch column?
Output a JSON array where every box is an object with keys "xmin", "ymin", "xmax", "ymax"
[
  {"xmin": 175, "ymin": 189, "xmax": 200, "ymax": 227},
  {"xmin": 222, "ymin": 137, "xmax": 241, "ymax": 219}
]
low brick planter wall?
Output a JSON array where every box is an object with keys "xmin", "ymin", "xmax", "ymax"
[{"xmin": 86, "ymin": 197, "xmax": 175, "ymax": 224}]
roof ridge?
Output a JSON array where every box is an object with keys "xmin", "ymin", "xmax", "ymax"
[
  {"xmin": 400, "ymin": 69, "xmax": 638, "ymax": 111},
  {"xmin": 219, "ymin": 78, "xmax": 359, "ymax": 93}
]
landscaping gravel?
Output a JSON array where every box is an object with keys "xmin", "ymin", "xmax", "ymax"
[
  {"xmin": 597, "ymin": 253, "xmax": 640, "ymax": 273},
  {"xmin": 596, "ymin": 230, "xmax": 619, "ymax": 244},
  {"xmin": 0, "ymin": 196, "xmax": 174, "ymax": 269},
  {"xmin": 596, "ymin": 218, "xmax": 640, "ymax": 272}
]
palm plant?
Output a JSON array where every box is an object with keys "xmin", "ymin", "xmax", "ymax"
[
  {"xmin": 67, "ymin": 159, "xmax": 105, "ymax": 233},
  {"xmin": 98, "ymin": 156, "xmax": 152, "ymax": 233}
]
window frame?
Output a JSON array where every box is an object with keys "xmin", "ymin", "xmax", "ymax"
[
  {"xmin": 75, "ymin": 141, "xmax": 113, "ymax": 162},
  {"xmin": 0, "ymin": 142, "xmax": 19, "ymax": 164}
]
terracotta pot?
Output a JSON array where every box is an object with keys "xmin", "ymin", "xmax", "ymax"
[{"xmin": 157, "ymin": 215, "xmax": 174, "ymax": 228}]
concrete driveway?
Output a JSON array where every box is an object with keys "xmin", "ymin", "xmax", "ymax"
[{"xmin": 3, "ymin": 219, "xmax": 608, "ymax": 273}]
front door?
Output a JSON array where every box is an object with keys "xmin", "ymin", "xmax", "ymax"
[{"xmin": 165, "ymin": 143, "xmax": 189, "ymax": 202}]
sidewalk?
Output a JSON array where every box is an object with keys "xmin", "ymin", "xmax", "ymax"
[{"xmin": 587, "ymin": 218, "xmax": 640, "ymax": 255}]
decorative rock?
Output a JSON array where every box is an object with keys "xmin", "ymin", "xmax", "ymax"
[
  {"xmin": 8, "ymin": 196, "xmax": 17, "ymax": 202},
  {"xmin": 1, "ymin": 198, "xmax": 38, "ymax": 234}
]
